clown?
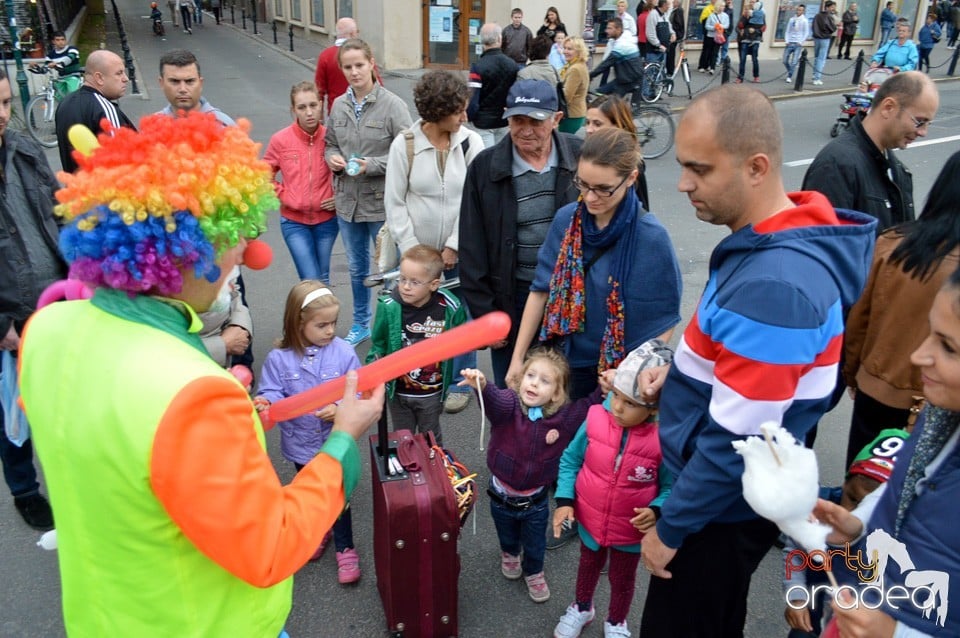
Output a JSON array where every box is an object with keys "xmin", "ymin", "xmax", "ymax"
[{"xmin": 18, "ymin": 113, "xmax": 384, "ymax": 637}]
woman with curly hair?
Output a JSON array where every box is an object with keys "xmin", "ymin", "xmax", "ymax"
[
  {"xmin": 384, "ymin": 69, "xmax": 483, "ymax": 413},
  {"xmin": 558, "ymin": 36, "xmax": 589, "ymax": 134}
]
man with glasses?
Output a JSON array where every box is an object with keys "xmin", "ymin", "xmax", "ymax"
[{"xmin": 803, "ymin": 71, "xmax": 938, "ymax": 231}]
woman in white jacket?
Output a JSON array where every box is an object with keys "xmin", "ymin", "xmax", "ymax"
[{"xmin": 384, "ymin": 70, "xmax": 482, "ymax": 413}]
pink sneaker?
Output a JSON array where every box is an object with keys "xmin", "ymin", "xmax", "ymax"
[
  {"xmin": 309, "ymin": 531, "xmax": 332, "ymax": 561},
  {"xmin": 336, "ymin": 547, "xmax": 361, "ymax": 584},
  {"xmin": 525, "ymin": 571, "xmax": 550, "ymax": 603}
]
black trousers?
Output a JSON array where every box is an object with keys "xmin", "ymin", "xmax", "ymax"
[
  {"xmin": 845, "ymin": 390, "xmax": 911, "ymax": 468},
  {"xmin": 838, "ymin": 32, "xmax": 855, "ymax": 58},
  {"xmin": 640, "ymin": 517, "xmax": 779, "ymax": 637}
]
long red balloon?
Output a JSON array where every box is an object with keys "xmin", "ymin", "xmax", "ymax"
[{"xmin": 265, "ymin": 311, "xmax": 511, "ymax": 426}]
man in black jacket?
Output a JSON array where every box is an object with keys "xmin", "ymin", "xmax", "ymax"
[
  {"xmin": 55, "ymin": 50, "xmax": 136, "ymax": 173},
  {"xmin": 0, "ymin": 69, "xmax": 65, "ymax": 531},
  {"xmin": 467, "ymin": 23, "xmax": 519, "ymax": 148},
  {"xmin": 459, "ymin": 79, "xmax": 582, "ymax": 388},
  {"xmin": 666, "ymin": 0, "xmax": 686, "ymax": 75},
  {"xmin": 803, "ymin": 71, "xmax": 938, "ymax": 232}
]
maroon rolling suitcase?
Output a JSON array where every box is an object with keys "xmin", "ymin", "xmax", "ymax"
[{"xmin": 370, "ymin": 414, "xmax": 461, "ymax": 638}]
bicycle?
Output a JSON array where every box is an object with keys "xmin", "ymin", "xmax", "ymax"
[
  {"xmin": 633, "ymin": 104, "xmax": 675, "ymax": 160},
  {"xmin": 25, "ymin": 66, "xmax": 81, "ymax": 148},
  {"xmin": 664, "ymin": 45, "xmax": 693, "ymax": 100},
  {"xmin": 641, "ymin": 59, "xmax": 667, "ymax": 103}
]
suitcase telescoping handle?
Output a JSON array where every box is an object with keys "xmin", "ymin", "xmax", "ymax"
[{"xmin": 378, "ymin": 411, "xmax": 390, "ymax": 476}]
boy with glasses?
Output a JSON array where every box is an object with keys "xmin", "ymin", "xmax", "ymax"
[{"xmin": 366, "ymin": 245, "xmax": 466, "ymax": 444}]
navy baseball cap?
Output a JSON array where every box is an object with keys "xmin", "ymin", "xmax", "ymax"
[{"xmin": 503, "ymin": 79, "xmax": 559, "ymax": 121}]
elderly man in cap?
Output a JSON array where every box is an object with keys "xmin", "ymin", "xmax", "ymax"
[
  {"xmin": 460, "ymin": 78, "xmax": 582, "ymax": 389},
  {"xmin": 459, "ymin": 78, "xmax": 584, "ymax": 550}
]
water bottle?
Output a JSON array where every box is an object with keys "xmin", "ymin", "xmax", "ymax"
[{"xmin": 345, "ymin": 154, "xmax": 362, "ymax": 176}]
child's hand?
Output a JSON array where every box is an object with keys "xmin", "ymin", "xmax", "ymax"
[
  {"xmin": 630, "ymin": 507, "xmax": 656, "ymax": 532},
  {"xmin": 457, "ymin": 368, "xmax": 486, "ymax": 390},
  {"xmin": 553, "ymin": 506, "xmax": 575, "ymax": 539},
  {"xmin": 253, "ymin": 397, "xmax": 271, "ymax": 413},
  {"xmin": 812, "ymin": 497, "xmax": 864, "ymax": 545},
  {"xmin": 598, "ymin": 369, "xmax": 616, "ymax": 394},
  {"xmin": 784, "ymin": 605, "xmax": 813, "ymax": 632},
  {"xmin": 315, "ymin": 404, "xmax": 337, "ymax": 421}
]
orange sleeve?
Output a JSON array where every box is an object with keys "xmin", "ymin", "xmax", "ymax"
[{"xmin": 150, "ymin": 375, "xmax": 354, "ymax": 587}]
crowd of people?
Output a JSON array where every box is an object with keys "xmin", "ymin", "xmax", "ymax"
[{"xmin": 1, "ymin": 5, "xmax": 958, "ymax": 638}]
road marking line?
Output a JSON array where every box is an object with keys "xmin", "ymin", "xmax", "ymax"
[{"xmin": 784, "ymin": 134, "xmax": 960, "ymax": 168}]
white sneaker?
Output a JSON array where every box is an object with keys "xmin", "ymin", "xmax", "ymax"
[
  {"xmin": 812, "ymin": 79, "xmax": 824, "ymax": 85},
  {"xmin": 554, "ymin": 603, "xmax": 595, "ymax": 638},
  {"xmin": 785, "ymin": 77, "xmax": 792, "ymax": 83},
  {"xmin": 604, "ymin": 620, "xmax": 631, "ymax": 637}
]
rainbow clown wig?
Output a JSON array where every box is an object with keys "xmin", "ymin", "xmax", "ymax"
[{"xmin": 54, "ymin": 112, "xmax": 277, "ymax": 296}]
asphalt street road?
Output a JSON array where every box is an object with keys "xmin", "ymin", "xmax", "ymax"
[{"xmin": 1, "ymin": 3, "xmax": 959, "ymax": 635}]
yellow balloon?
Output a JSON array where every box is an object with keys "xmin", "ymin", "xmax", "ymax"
[{"xmin": 67, "ymin": 125, "xmax": 100, "ymax": 157}]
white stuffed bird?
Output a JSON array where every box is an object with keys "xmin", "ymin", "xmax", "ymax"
[{"xmin": 733, "ymin": 422, "xmax": 831, "ymax": 554}]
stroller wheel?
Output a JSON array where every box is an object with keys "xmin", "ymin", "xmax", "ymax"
[{"xmin": 830, "ymin": 121, "xmax": 842, "ymax": 138}]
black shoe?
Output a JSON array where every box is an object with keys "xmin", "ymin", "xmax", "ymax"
[
  {"xmin": 546, "ymin": 518, "xmax": 578, "ymax": 550},
  {"xmin": 14, "ymin": 493, "xmax": 54, "ymax": 530}
]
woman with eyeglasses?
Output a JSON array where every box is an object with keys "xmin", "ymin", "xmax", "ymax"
[
  {"xmin": 505, "ymin": 127, "xmax": 682, "ymax": 399},
  {"xmin": 584, "ymin": 94, "xmax": 651, "ymax": 210}
]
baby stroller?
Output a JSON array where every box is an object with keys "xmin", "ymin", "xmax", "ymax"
[{"xmin": 830, "ymin": 67, "xmax": 894, "ymax": 137}]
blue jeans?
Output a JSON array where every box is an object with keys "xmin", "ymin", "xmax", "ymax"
[
  {"xmin": 738, "ymin": 41, "xmax": 760, "ymax": 79},
  {"xmin": 443, "ymin": 264, "xmax": 476, "ymax": 394},
  {"xmin": 295, "ymin": 462, "xmax": 354, "ymax": 551},
  {"xmin": 880, "ymin": 26, "xmax": 892, "ymax": 43},
  {"xmin": 0, "ymin": 354, "xmax": 40, "ymax": 498},
  {"xmin": 488, "ymin": 484, "xmax": 549, "ymax": 576},
  {"xmin": 194, "ymin": 0, "xmax": 202, "ymax": 23},
  {"xmin": 336, "ymin": 217, "xmax": 382, "ymax": 329},
  {"xmin": 812, "ymin": 38, "xmax": 831, "ymax": 80},
  {"xmin": 783, "ymin": 42, "xmax": 803, "ymax": 77},
  {"xmin": 280, "ymin": 217, "xmax": 339, "ymax": 283}
]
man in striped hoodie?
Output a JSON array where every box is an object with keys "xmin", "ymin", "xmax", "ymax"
[{"xmin": 637, "ymin": 85, "xmax": 877, "ymax": 638}]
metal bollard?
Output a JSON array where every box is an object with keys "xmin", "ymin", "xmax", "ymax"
[
  {"xmin": 241, "ymin": 7, "xmax": 246, "ymax": 29},
  {"xmin": 795, "ymin": 48, "xmax": 807, "ymax": 91},
  {"xmin": 288, "ymin": 24, "xmax": 295, "ymax": 52},
  {"xmin": 272, "ymin": 20, "xmax": 277, "ymax": 44},
  {"xmin": 949, "ymin": 45, "xmax": 960, "ymax": 76},
  {"xmin": 230, "ymin": 2, "xmax": 235, "ymax": 24},
  {"xmin": 852, "ymin": 49, "xmax": 864, "ymax": 84},
  {"xmin": 251, "ymin": 0, "xmax": 257, "ymax": 34},
  {"xmin": 721, "ymin": 55, "xmax": 730, "ymax": 84}
]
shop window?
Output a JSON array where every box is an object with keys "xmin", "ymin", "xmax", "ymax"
[{"xmin": 311, "ymin": 0, "xmax": 323, "ymax": 25}]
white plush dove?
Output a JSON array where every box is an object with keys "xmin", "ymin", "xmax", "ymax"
[{"xmin": 732, "ymin": 422, "xmax": 830, "ymax": 554}]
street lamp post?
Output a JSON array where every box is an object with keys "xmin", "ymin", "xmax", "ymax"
[{"xmin": 4, "ymin": 0, "xmax": 31, "ymax": 112}]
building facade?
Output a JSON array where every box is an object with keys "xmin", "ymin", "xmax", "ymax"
[{"xmin": 268, "ymin": 0, "xmax": 934, "ymax": 70}]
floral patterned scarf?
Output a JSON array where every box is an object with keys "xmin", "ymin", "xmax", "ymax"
[{"xmin": 539, "ymin": 191, "xmax": 640, "ymax": 373}]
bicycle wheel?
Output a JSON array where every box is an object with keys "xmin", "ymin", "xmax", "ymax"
[
  {"xmin": 634, "ymin": 106, "xmax": 675, "ymax": 160},
  {"xmin": 641, "ymin": 63, "xmax": 664, "ymax": 104},
  {"xmin": 26, "ymin": 93, "xmax": 58, "ymax": 148}
]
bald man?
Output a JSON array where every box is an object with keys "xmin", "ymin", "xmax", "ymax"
[
  {"xmin": 55, "ymin": 50, "xmax": 136, "ymax": 173},
  {"xmin": 636, "ymin": 85, "xmax": 877, "ymax": 638},
  {"xmin": 803, "ymin": 71, "xmax": 939, "ymax": 232},
  {"xmin": 314, "ymin": 18, "xmax": 381, "ymax": 115}
]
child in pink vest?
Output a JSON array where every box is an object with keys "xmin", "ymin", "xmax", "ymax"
[{"xmin": 552, "ymin": 339, "xmax": 675, "ymax": 638}]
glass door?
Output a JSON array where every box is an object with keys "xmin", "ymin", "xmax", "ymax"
[{"xmin": 423, "ymin": 0, "xmax": 485, "ymax": 69}]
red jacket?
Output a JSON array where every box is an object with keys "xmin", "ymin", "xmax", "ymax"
[{"xmin": 263, "ymin": 122, "xmax": 334, "ymax": 225}]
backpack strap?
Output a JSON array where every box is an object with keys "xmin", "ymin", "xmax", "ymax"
[{"xmin": 403, "ymin": 129, "xmax": 415, "ymax": 179}]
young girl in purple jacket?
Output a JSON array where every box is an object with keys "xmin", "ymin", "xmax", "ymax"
[
  {"xmin": 552, "ymin": 339, "xmax": 674, "ymax": 638},
  {"xmin": 459, "ymin": 349, "xmax": 604, "ymax": 605},
  {"xmin": 254, "ymin": 280, "xmax": 362, "ymax": 584}
]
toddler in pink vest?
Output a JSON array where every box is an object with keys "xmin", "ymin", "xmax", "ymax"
[{"xmin": 551, "ymin": 339, "xmax": 675, "ymax": 638}]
